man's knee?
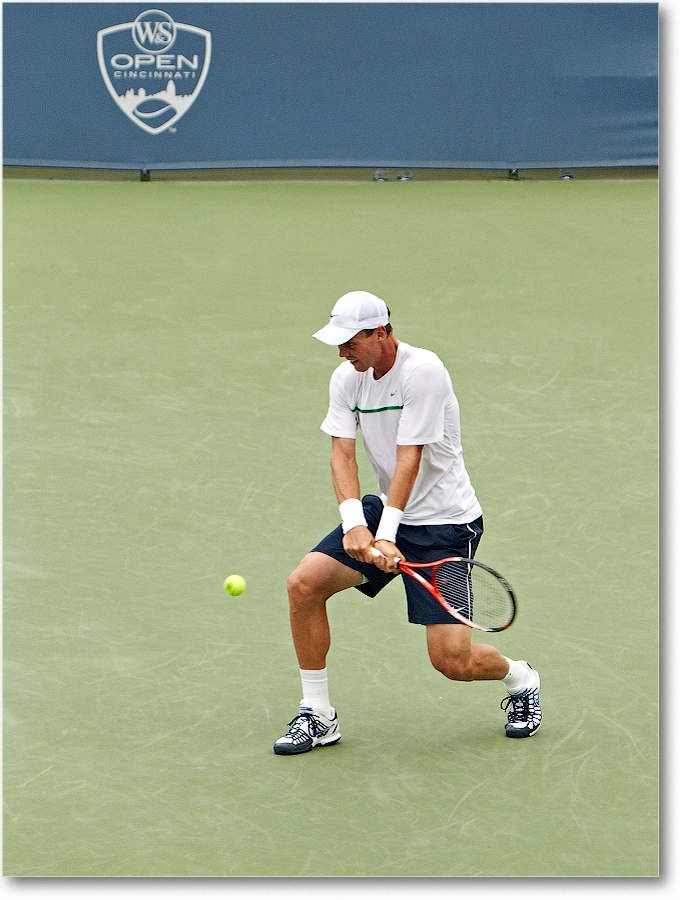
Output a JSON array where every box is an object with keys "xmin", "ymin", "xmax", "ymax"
[
  {"xmin": 288, "ymin": 552, "xmax": 362, "ymax": 610},
  {"xmin": 426, "ymin": 624, "xmax": 474, "ymax": 681},
  {"xmin": 430, "ymin": 650, "xmax": 474, "ymax": 681},
  {"xmin": 286, "ymin": 564, "xmax": 317, "ymax": 608},
  {"xmin": 286, "ymin": 554, "xmax": 343, "ymax": 612}
]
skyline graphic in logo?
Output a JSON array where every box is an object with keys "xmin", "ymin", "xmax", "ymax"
[{"xmin": 97, "ymin": 9, "xmax": 211, "ymax": 134}]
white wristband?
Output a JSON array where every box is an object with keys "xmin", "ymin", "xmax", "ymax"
[
  {"xmin": 374, "ymin": 506, "xmax": 403, "ymax": 544},
  {"xmin": 339, "ymin": 498, "xmax": 368, "ymax": 534}
]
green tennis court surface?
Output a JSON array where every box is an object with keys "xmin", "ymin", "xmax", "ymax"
[{"xmin": 3, "ymin": 174, "xmax": 658, "ymax": 876}]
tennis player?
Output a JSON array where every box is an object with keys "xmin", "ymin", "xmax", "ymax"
[{"xmin": 274, "ymin": 291, "xmax": 541, "ymax": 754}]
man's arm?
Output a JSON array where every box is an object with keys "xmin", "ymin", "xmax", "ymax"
[
  {"xmin": 374, "ymin": 444, "xmax": 423, "ymax": 572},
  {"xmin": 330, "ymin": 436, "xmax": 362, "ymax": 505},
  {"xmin": 330, "ymin": 439, "xmax": 424, "ymax": 569},
  {"xmin": 330, "ymin": 437, "xmax": 375, "ymax": 562},
  {"xmin": 385, "ymin": 444, "xmax": 424, "ymax": 511}
]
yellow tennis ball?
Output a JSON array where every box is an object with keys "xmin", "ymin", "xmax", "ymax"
[{"xmin": 224, "ymin": 575, "xmax": 246, "ymax": 596}]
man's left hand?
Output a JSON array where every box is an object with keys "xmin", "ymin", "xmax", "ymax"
[{"xmin": 372, "ymin": 540, "xmax": 403, "ymax": 574}]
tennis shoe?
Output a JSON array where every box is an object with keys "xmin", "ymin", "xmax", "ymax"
[
  {"xmin": 501, "ymin": 663, "xmax": 541, "ymax": 738},
  {"xmin": 273, "ymin": 706, "xmax": 341, "ymax": 755}
]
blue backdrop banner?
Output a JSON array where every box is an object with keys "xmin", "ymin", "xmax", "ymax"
[{"xmin": 2, "ymin": 2, "xmax": 658, "ymax": 170}]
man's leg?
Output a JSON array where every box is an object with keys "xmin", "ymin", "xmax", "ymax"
[
  {"xmin": 286, "ymin": 551, "xmax": 363, "ymax": 669},
  {"xmin": 274, "ymin": 552, "xmax": 362, "ymax": 755},
  {"xmin": 425, "ymin": 623, "xmax": 541, "ymax": 737},
  {"xmin": 425, "ymin": 623, "xmax": 510, "ymax": 681}
]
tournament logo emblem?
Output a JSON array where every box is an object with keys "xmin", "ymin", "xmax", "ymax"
[{"xmin": 97, "ymin": 9, "xmax": 211, "ymax": 134}]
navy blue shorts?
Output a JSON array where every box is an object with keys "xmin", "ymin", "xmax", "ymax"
[{"xmin": 312, "ymin": 495, "xmax": 484, "ymax": 625}]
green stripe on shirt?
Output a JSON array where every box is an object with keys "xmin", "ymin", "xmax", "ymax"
[{"xmin": 352, "ymin": 405, "xmax": 404, "ymax": 414}]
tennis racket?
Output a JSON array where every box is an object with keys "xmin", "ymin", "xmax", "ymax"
[{"xmin": 371, "ymin": 549, "xmax": 516, "ymax": 632}]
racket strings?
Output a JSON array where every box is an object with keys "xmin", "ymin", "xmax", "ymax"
[{"xmin": 434, "ymin": 560, "xmax": 513, "ymax": 630}]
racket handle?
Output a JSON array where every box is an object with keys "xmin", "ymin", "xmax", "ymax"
[{"xmin": 370, "ymin": 547, "xmax": 401, "ymax": 566}]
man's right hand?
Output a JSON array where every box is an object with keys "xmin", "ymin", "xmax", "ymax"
[{"xmin": 342, "ymin": 525, "xmax": 376, "ymax": 563}]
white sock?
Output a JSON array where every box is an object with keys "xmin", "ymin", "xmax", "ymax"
[
  {"xmin": 502, "ymin": 658, "xmax": 531, "ymax": 694},
  {"xmin": 300, "ymin": 668, "xmax": 333, "ymax": 718}
]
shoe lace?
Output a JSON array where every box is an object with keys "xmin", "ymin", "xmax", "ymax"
[
  {"xmin": 501, "ymin": 691, "xmax": 531, "ymax": 723},
  {"xmin": 285, "ymin": 712, "xmax": 323, "ymax": 737}
]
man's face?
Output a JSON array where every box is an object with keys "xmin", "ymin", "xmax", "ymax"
[{"xmin": 338, "ymin": 330, "xmax": 380, "ymax": 372}]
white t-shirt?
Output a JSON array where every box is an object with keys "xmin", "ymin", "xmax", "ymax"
[{"xmin": 320, "ymin": 342, "xmax": 482, "ymax": 525}]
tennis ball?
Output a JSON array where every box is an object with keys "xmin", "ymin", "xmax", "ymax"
[{"xmin": 224, "ymin": 575, "xmax": 246, "ymax": 596}]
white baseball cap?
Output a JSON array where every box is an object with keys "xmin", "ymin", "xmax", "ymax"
[{"xmin": 313, "ymin": 291, "xmax": 390, "ymax": 345}]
